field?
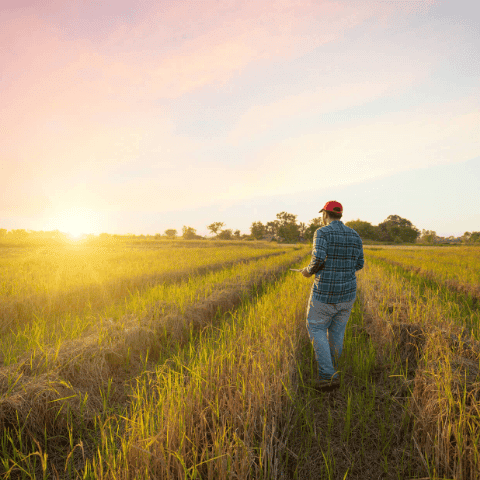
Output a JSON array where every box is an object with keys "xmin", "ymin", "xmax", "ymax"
[{"xmin": 0, "ymin": 240, "xmax": 479, "ymax": 479}]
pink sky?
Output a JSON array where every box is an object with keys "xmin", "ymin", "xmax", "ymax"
[{"xmin": 1, "ymin": 0, "xmax": 479, "ymax": 236}]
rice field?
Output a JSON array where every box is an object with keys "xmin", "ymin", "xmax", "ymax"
[{"xmin": 0, "ymin": 240, "xmax": 479, "ymax": 479}]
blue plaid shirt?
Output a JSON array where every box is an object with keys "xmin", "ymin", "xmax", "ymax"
[{"xmin": 307, "ymin": 220, "xmax": 364, "ymax": 304}]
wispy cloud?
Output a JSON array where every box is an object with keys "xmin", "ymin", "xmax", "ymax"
[{"xmin": 225, "ymin": 95, "xmax": 480, "ymax": 199}]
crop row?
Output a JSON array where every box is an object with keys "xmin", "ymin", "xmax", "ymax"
[
  {"xmin": 0, "ymin": 249, "xmax": 309, "ymax": 479},
  {"xmin": 357, "ymin": 257, "xmax": 480, "ymax": 479},
  {"xmin": 364, "ymin": 246, "xmax": 480, "ymax": 305},
  {"xmin": 365, "ymin": 254, "xmax": 480, "ymax": 339},
  {"xmin": 76, "ymin": 257, "xmax": 428, "ymax": 479},
  {"xmin": 0, "ymin": 247, "xmax": 303, "ymax": 366},
  {"xmin": 0, "ymin": 243, "xmax": 286, "ymax": 322},
  {"xmin": 79, "ymin": 258, "xmax": 314, "ymax": 479}
]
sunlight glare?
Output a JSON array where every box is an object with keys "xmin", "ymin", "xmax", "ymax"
[{"xmin": 45, "ymin": 207, "xmax": 102, "ymax": 238}]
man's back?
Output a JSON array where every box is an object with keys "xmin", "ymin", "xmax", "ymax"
[{"xmin": 306, "ymin": 220, "xmax": 364, "ymax": 304}]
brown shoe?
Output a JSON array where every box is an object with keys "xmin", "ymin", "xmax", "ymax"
[{"xmin": 310, "ymin": 378, "xmax": 341, "ymax": 392}]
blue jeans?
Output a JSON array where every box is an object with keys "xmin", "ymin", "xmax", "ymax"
[{"xmin": 306, "ymin": 293, "xmax": 355, "ymax": 381}]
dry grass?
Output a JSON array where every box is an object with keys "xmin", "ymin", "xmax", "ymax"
[
  {"xmin": 359, "ymin": 251, "xmax": 480, "ymax": 479},
  {"xmin": 2, "ymin": 243, "xmax": 479, "ymax": 479},
  {"xmin": 365, "ymin": 246, "xmax": 480, "ymax": 305},
  {"xmin": 0, "ymin": 249, "xmax": 308, "ymax": 479}
]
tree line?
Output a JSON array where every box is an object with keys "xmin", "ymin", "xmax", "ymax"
[
  {"xmin": 1, "ymin": 217, "xmax": 479, "ymax": 244},
  {"xmin": 158, "ymin": 213, "xmax": 480, "ymax": 245}
]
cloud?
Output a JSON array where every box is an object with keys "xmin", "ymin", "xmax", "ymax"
[
  {"xmin": 224, "ymin": 96, "xmax": 480, "ymax": 200},
  {"xmin": 0, "ymin": 0, "xmax": 442, "ymax": 222}
]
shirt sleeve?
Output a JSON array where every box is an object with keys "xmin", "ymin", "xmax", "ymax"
[
  {"xmin": 355, "ymin": 240, "xmax": 364, "ymax": 271},
  {"xmin": 307, "ymin": 228, "xmax": 327, "ymax": 274}
]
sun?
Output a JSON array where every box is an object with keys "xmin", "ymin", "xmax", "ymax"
[{"xmin": 45, "ymin": 207, "xmax": 102, "ymax": 239}]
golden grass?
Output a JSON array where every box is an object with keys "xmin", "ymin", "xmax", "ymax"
[
  {"xmin": 359, "ymin": 251, "xmax": 480, "ymax": 479},
  {"xmin": 0, "ymin": 242, "xmax": 298, "ymax": 366},
  {"xmin": 365, "ymin": 246, "xmax": 480, "ymax": 303},
  {"xmin": 2, "ymin": 242, "xmax": 479, "ymax": 479},
  {"xmin": 83, "ymin": 257, "xmax": 313, "ymax": 479},
  {"xmin": 0, "ymin": 248, "xmax": 309, "ymax": 478}
]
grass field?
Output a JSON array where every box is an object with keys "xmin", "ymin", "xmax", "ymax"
[{"xmin": 0, "ymin": 240, "xmax": 479, "ymax": 479}]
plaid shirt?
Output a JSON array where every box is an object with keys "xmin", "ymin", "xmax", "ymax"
[{"xmin": 307, "ymin": 220, "xmax": 364, "ymax": 304}]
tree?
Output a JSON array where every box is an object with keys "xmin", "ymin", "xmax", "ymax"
[
  {"xmin": 265, "ymin": 220, "xmax": 280, "ymax": 236},
  {"xmin": 378, "ymin": 215, "xmax": 420, "ymax": 243},
  {"xmin": 275, "ymin": 212, "xmax": 299, "ymax": 242},
  {"xmin": 0, "ymin": 229, "xmax": 7, "ymax": 238},
  {"xmin": 298, "ymin": 222, "xmax": 307, "ymax": 236},
  {"xmin": 234, "ymin": 229, "xmax": 241, "ymax": 238},
  {"xmin": 463, "ymin": 231, "xmax": 480, "ymax": 244},
  {"xmin": 304, "ymin": 217, "xmax": 323, "ymax": 242},
  {"xmin": 250, "ymin": 221, "xmax": 266, "ymax": 239},
  {"xmin": 164, "ymin": 229, "xmax": 177, "ymax": 239},
  {"xmin": 345, "ymin": 220, "xmax": 377, "ymax": 240},
  {"xmin": 217, "ymin": 229, "xmax": 233, "ymax": 240},
  {"xmin": 207, "ymin": 222, "xmax": 225, "ymax": 236},
  {"xmin": 419, "ymin": 229, "xmax": 437, "ymax": 244},
  {"xmin": 471, "ymin": 232, "xmax": 480, "ymax": 243},
  {"xmin": 276, "ymin": 211, "xmax": 297, "ymax": 226},
  {"xmin": 278, "ymin": 223, "xmax": 300, "ymax": 243},
  {"xmin": 182, "ymin": 226, "xmax": 197, "ymax": 240},
  {"xmin": 11, "ymin": 229, "xmax": 28, "ymax": 238}
]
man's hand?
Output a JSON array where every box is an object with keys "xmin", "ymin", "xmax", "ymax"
[{"xmin": 301, "ymin": 267, "xmax": 313, "ymax": 278}]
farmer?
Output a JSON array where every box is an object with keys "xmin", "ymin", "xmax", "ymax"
[{"xmin": 301, "ymin": 201, "xmax": 364, "ymax": 392}]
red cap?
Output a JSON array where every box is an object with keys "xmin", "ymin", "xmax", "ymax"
[{"xmin": 319, "ymin": 200, "xmax": 343, "ymax": 214}]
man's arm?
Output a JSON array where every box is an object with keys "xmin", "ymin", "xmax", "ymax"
[
  {"xmin": 303, "ymin": 229, "xmax": 327, "ymax": 276},
  {"xmin": 355, "ymin": 239, "xmax": 364, "ymax": 271}
]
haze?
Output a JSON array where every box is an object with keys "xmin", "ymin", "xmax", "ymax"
[{"xmin": 1, "ymin": 0, "xmax": 478, "ymax": 237}]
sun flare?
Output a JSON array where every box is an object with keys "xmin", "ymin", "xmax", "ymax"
[{"xmin": 44, "ymin": 207, "xmax": 102, "ymax": 238}]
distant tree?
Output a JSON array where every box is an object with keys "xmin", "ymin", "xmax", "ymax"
[
  {"xmin": 11, "ymin": 229, "xmax": 28, "ymax": 238},
  {"xmin": 276, "ymin": 212, "xmax": 297, "ymax": 226},
  {"xmin": 463, "ymin": 231, "xmax": 480, "ymax": 243},
  {"xmin": 378, "ymin": 215, "xmax": 420, "ymax": 243},
  {"xmin": 0, "ymin": 229, "xmax": 7, "ymax": 238},
  {"xmin": 234, "ymin": 229, "xmax": 241, "ymax": 238},
  {"xmin": 164, "ymin": 229, "xmax": 177, "ymax": 239},
  {"xmin": 250, "ymin": 221, "xmax": 266, "ymax": 239},
  {"xmin": 207, "ymin": 222, "xmax": 225, "ymax": 237},
  {"xmin": 304, "ymin": 217, "xmax": 323, "ymax": 242},
  {"xmin": 217, "ymin": 229, "xmax": 233, "ymax": 240},
  {"xmin": 419, "ymin": 229, "xmax": 437, "ymax": 244},
  {"xmin": 276, "ymin": 211, "xmax": 300, "ymax": 243},
  {"xmin": 345, "ymin": 220, "xmax": 376, "ymax": 240},
  {"xmin": 265, "ymin": 220, "xmax": 280, "ymax": 236},
  {"xmin": 182, "ymin": 226, "xmax": 197, "ymax": 240},
  {"xmin": 279, "ymin": 223, "xmax": 300, "ymax": 243}
]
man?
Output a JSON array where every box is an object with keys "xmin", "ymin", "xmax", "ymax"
[{"xmin": 302, "ymin": 201, "xmax": 364, "ymax": 392}]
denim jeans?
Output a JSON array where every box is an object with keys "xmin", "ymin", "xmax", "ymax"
[{"xmin": 306, "ymin": 292, "xmax": 355, "ymax": 381}]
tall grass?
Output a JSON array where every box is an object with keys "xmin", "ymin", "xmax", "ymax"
[
  {"xmin": 0, "ymin": 243, "xmax": 302, "ymax": 366},
  {"xmin": 0, "ymin": 248, "xmax": 310, "ymax": 479},
  {"xmin": 80, "ymin": 256, "xmax": 314, "ymax": 479},
  {"xmin": 2, "ymin": 243, "xmax": 479, "ymax": 479},
  {"xmin": 0, "ymin": 242, "xmax": 286, "ymax": 334},
  {"xmin": 359, "ymin": 250, "xmax": 480, "ymax": 479},
  {"xmin": 364, "ymin": 246, "xmax": 480, "ymax": 301}
]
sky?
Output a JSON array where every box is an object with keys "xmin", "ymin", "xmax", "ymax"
[{"xmin": 1, "ymin": 0, "xmax": 479, "ymax": 238}]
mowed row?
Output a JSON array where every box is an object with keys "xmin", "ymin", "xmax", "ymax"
[
  {"xmin": 0, "ymin": 242, "xmax": 291, "ymax": 365},
  {"xmin": 1, "ymin": 242, "xmax": 479, "ymax": 479},
  {"xmin": 358, "ymin": 246, "xmax": 480, "ymax": 480},
  {"xmin": 364, "ymin": 246, "xmax": 480, "ymax": 308},
  {"xmin": 0, "ymin": 240, "xmax": 310, "ymax": 478}
]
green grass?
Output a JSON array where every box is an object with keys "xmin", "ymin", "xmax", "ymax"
[{"xmin": 1, "ymin": 243, "xmax": 479, "ymax": 479}]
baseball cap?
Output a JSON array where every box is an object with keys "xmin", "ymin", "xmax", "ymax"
[{"xmin": 319, "ymin": 200, "xmax": 343, "ymax": 214}]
